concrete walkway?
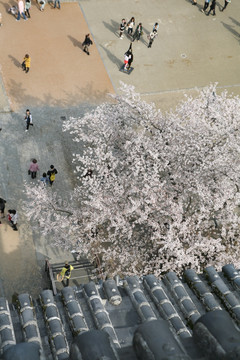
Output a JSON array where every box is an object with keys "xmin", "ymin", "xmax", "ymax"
[{"xmin": 80, "ymin": 0, "xmax": 240, "ymax": 111}]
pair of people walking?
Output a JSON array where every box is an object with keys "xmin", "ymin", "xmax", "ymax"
[{"xmin": 201, "ymin": 0, "xmax": 231, "ymax": 14}]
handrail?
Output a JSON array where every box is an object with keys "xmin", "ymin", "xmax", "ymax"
[{"xmin": 45, "ymin": 259, "xmax": 57, "ymax": 296}]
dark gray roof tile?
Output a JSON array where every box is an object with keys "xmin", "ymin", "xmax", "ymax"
[{"xmin": 1, "ymin": 264, "xmax": 240, "ymax": 359}]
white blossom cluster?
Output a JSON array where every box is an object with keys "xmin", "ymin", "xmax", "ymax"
[{"xmin": 24, "ymin": 83, "xmax": 240, "ymax": 277}]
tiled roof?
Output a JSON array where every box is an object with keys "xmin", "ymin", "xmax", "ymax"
[{"xmin": 1, "ymin": 264, "xmax": 240, "ymax": 359}]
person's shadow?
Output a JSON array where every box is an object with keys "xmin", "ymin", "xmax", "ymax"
[
  {"xmin": 103, "ymin": 19, "xmax": 119, "ymax": 38},
  {"xmin": 0, "ymin": 1, "xmax": 11, "ymax": 13},
  {"xmin": 68, "ymin": 35, "xmax": 83, "ymax": 50},
  {"xmin": 8, "ymin": 55, "xmax": 21, "ymax": 68}
]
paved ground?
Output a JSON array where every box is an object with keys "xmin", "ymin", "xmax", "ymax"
[
  {"xmin": 80, "ymin": 0, "xmax": 240, "ymax": 111},
  {"xmin": 0, "ymin": 0, "xmax": 240, "ymax": 300}
]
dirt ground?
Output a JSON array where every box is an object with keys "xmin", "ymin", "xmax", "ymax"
[{"xmin": 0, "ymin": 1, "xmax": 114, "ymax": 110}]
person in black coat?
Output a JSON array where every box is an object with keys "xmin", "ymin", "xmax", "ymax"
[
  {"xmin": 82, "ymin": 34, "xmax": 93, "ymax": 55},
  {"xmin": 207, "ymin": 0, "xmax": 216, "ymax": 15},
  {"xmin": 47, "ymin": 165, "xmax": 58, "ymax": 186}
]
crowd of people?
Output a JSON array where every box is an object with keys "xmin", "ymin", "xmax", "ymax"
[
  {"xmin": 120, "ymin": 18, "xmax": 159, "ymax": 71},
  {"xmin": 7, "ymin": 0, "xmax": 62, "ymax": 21}
]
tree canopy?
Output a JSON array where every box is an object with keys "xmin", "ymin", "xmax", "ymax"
[{"xmin": 24, "ymin": 83, "xmax": 240, "ymax": 277}]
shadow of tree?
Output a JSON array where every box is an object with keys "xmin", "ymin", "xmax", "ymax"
[
  {"xmin": 7, "ymin": 77, "xmax": 113, "ymax": 109},
  {"xmin": 8, "ymin": 55, "xmax": 21, "ymax": 68}
]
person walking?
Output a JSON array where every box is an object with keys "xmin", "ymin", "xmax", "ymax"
[
  {"xmin": 207, "ymin": 0, "xmax": 216, "ymax": 15},
  {"xmin": 0, "ymin": 198, "xmax": 6, "ymax": 218},
  {"xmin": 127, "ymin": 17, "xmax": 135, "ymax": 37},
  {"xmin": 57, "ymin": 261, "xmax": 74, "ymax": 287},
  {"xmin": 119, "ymin": 18, "xmax": 126, "ymax": 39},
  {"xmin": 152, "ymin": 22, "xmax": 159, "ymax": 32},
  {"xmin": 132, "ymin": 22, "xmax": 143, "ymax": 42},
  {"xmin": 201, "ymin": 0, "xmax": 210, "ymax": 12},
  {"xmin": 221, "ymin": 0, "xmax": 231, "ymax": 11},
  {"xmin": 28, "ymin": 159, "xmax": 39, "ymax": 179},
  {"xmin": 16, "ymin": 0, "xmax": 27, "ymax": 21},
  {"xmin": 82, "ymin": 34, "xmax": 93, "ymax": 55},
  {"xmin": 40, "ymin": 172, "xmax": 49, "ymax": 186},
  {"xmin": 148, "ymin": 30, "xmax": 157, "ymax": 48},
  {"xmin": 47, "ymin": 165, "xmax": 58, "ymax": 186},
  {"xmin": 25, "ymin": 0, "xmax": 31, "ymax": 18},
  {"xmin": 54, "ymin": 0, "xmax": 60, "ymax": 9},
  {"xmin": 22, "ymin": 54, "xmax": 31, "ymax": 73},
  {"xmin": 8, "ymin": 210, "xmax": 18, "ymax": 231},
  {"xmin": 0, "ymin": 12, "xmax": 2, "ymax": 26},
  {"xmin": 38, "ymin": 0, "xmax": 46, "ymax": 11},
  {"xmin": 25, "ymin": 109, "xmax": 33, "ymax": 131}
]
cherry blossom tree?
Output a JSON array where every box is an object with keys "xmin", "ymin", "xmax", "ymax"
[{"xmin": 24, "ymin": 83, "xmax": 240, "ymax": 277}]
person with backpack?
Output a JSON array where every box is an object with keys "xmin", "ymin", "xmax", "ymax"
[
  {"xmin": 25, "ymin": 109, "xmax": 33, "ymax": 132},
  {"xmin": 47, "ymin": 165, "xmax": 58, "ymax": 186},
  {"xmin": 57, "ymin": 261, "xmax": 74, "ymax": 287}
]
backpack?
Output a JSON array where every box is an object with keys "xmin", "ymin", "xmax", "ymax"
[{"xmin": 50, "ymin": 172, "xmax": 55, "ymax": 182}]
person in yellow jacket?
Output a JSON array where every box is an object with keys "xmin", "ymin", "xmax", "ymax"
[
  {"xmin": 21, "ymin": 54, "xmax": 31, "ymax": 73},
  {"xmin": 57, "ymin": 261, "xmax": 74, "ymax": 287}
]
